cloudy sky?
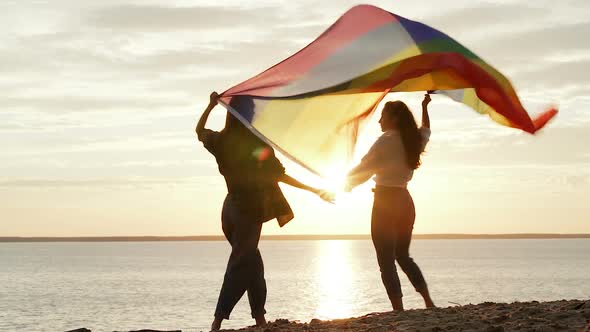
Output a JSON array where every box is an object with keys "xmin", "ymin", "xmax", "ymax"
[{"xmin": 1, "ymin": 0, "xmax": 589, "ymax": 237}]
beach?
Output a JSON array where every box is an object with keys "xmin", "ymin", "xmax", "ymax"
[{"xmin": 227, "ymin": 300, "xmax": 590, "ymax": 332}]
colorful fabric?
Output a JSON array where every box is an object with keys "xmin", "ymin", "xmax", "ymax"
[{"xmin": 218, "ymin": 4, "xmax": 558, "ymax": 176}]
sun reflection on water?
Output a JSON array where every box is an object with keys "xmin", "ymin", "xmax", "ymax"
[{"xmin": 314, "ymin": 240, "xmax": 355, "ymax": 320}]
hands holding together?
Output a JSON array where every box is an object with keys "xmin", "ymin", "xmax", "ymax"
[{"xmin": 314, "ymin": 189, "xmax": 336, "ymax": 204}]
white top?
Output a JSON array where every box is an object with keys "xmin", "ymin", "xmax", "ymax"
[{"xmin": 348, "ymin": 127, "xmax": 430, "ymax": 188}]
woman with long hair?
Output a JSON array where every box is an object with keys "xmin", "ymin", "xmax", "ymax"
[
  {"xmin": 196, "ymin": 92, "xmax": 333, "ymax": 331},
  {"xmin": 346, "ymin": 93, "xmax": 435, "ymax": 311}
]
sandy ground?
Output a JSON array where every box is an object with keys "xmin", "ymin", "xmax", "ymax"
[{"xmin": 223, "ymin": 300, "xmax": 590, "ymax": 332}]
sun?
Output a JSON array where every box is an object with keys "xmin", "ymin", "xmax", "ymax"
[{"xmin": 322, "ymin": 166, "xmax": 349, "ymax": 193}]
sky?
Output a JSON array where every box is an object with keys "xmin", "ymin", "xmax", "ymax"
[{"xmin": 1, "ymin": 0, "xmax": 589, "ymax": 237}]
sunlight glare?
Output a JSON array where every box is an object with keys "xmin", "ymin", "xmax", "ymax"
[
  {"xmin": 322, "ymin": 165, "xmax": 349, "ymax": 193},
  {"xmin": 314, "ymin": 240, "xmax": 355, "ymax": 320}
]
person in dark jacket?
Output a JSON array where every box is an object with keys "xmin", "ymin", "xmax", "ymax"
[{"xmin": 196, "ymin": 92, "xmax": 333, "ymax": 331}]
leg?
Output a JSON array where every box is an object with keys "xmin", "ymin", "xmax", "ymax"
[
  {"xmin": 220, "ymin": 197, "xmax": 268, "ymax": 320},
  {"xmin": 211, "ymin": 197, "xmax": 235, "ymax": 331},
  {"xmin": 371, "ymin": 192, "xmax": 404, "ymax": 310},
  {"xmin": 394, "ymin": 195, "xmax": 435, "ymax": 308},
  {"xmin": 247, "ymin": 248, "xmax": 267, "ymax": 326},
  {"xmin": 213, "ymin": 197, "xmax": 264, "ymax": 324},
  {"xmin": 395, "ymin": 228, "xmax": 434, "ymax": 307}
]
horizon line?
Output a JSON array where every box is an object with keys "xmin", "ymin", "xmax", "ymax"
[{"xmin": 1, "ymin": 233, "xmax": 590, "ymax": 242}]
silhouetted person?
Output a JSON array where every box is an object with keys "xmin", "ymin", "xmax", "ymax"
[
  {"xmin": 346, "ymin": 93, "xmax": 435, "ymax": 311},
  {"xmin": 196, "ymin": 92, "xmax": 333, "ymax": 331}
]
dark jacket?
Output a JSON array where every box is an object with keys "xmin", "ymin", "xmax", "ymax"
[{"xmin": 201, "ymin": 128, "xmax": 294, "ymax": 226}]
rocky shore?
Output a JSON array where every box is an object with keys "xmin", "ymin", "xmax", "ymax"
[
  {"xmin": 226, "ymin": 300, "xmax": 590, "ymax": 332},
  {"xmin": 65, "ymin": 299, "xmax": 590, "ymax": 331}
]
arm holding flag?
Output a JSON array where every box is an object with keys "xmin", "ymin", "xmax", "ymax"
[
  {"xmin": 422, "ymin": 93, "xmax": 431, "ymax": 129},
  {"xmin": 196, "ymin": 91, "xmax": 220, "ymax": 142}
]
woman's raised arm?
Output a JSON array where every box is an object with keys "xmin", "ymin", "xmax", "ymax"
[{"xmin": 196, "ymin": 91, "xmax": 220, "ymax": 141}]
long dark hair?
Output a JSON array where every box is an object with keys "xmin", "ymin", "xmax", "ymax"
[
  {"xmin": 220, "ymin": 96, "xmax": 271, "ymax": 165},
  {"xmin": 382, "ymin": 101, "xmax": 424, "ymax": 170},
  {"xmin": 223, "ymin": 96, "xmax": 263, "ymax": 145}
]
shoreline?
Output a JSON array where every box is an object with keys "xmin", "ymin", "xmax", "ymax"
[
  {"xmin": 2, "ymin": 234, "xmax": 590, "ymax": 242},
  {"xmin": 227, "ymin": 300, "xmax": 590, "ymax": 332}
]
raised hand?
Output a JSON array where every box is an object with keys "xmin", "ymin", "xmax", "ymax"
[
  {"xmin": 422, "ymin": 93, "xmax": 432, "ymax": 109},
  {"xmin": 209, "ymin": 91, "xmax": 220, "ymax": 105}
]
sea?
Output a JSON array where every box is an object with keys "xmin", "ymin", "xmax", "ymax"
[{"xmin": 1, "ymin": 239, "xmax": 589, "ymax": 332}]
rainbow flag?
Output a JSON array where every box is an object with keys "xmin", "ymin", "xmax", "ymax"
[{"xmin": 218, "ymin": 4, "xmax": 558, "ymax": 176}]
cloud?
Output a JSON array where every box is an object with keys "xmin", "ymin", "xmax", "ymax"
[
  {"xmin": 512, "ymin": 59, "xmax": 590, "ymax": 89},
  {"xmin": 565, "ymin": 175, "xmax": 589, "ymax": 187},
  {"xmin": 425, "ymin": 5, "xmax": 590, "ymax": 92},
  {"xmin": 88, "ymin": 4, "xmax": 283, "ymax": 31},
  {"xmin": 426, "ymin": 3, "xmax": 549, "ymax": 37},
  {"xmin": 476, "ymin": 21, "xmax": 590, "ymax": 64},
  {"xmin": 0, "ymin": 4, "xmax": 331, "ymax": 117},
  {"xmin": 2, "ymin": 134, "xmax": 195, "ymax": 156},
  {"xmin": 429, "ymin": 125, "xmax": 590, "ymax": 167},
  {"xmin": 1, "ymin": 96, "xmax": 188, "ymax": 113},
  {"xmin": 0, "ymin": 176, "xmax": 219, "ymax": 188}
]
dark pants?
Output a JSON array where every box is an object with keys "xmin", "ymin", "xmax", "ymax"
[
  {"xmin": 371, "ymin": 187, "xmax": 428, "ymax": 299},
  {"xmin": 214, "ymin": 195, "xmax": 267, "ymax": 320}
]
